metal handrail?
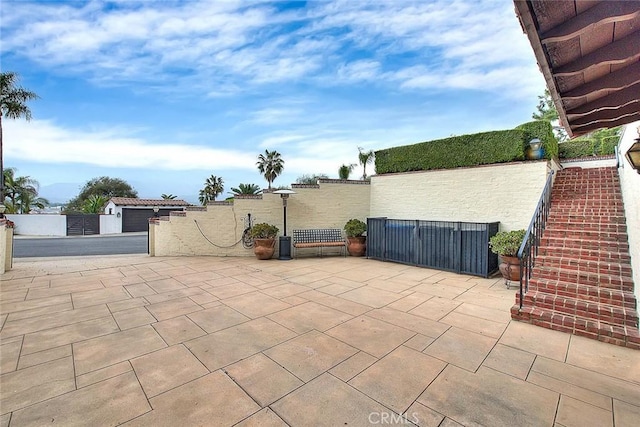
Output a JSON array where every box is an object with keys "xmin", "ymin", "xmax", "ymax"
[{"xmin": 517, "ymin": 170, "xmax": 555, "ymax": 309}]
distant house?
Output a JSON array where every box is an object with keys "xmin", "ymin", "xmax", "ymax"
[{"xmin": 104, "ymin": 197, "xmax": 190, "ymax": 232}]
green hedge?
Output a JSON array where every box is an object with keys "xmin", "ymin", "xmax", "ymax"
[
  {"xmin": 515, "ymin": 120, "xmax": 559, "ymax": 159},
  {"xmin": 558, "ymin": 137, "xmax": 617, "ymax": 158},
  {"xmin": 375, "ymin": 120, "xmax": 559, "ymax": 175}
]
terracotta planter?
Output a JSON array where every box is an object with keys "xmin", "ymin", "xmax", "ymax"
[
  {"xmin": 499, "ymin": 255, "xmax": 521, "ymax": 286},
  {"xmin": 346, "ymin": 236, "xmax": 366, "ymax": 257},
  {"xmin": 253, "ymin": 238, "xmax": 276, "ymax": 260}
]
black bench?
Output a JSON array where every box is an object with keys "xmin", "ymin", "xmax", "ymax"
[{"xmin": 292, "ymin": 229, "xmax": 346, "ymax": 258}]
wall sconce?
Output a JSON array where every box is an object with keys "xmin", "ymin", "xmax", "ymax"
[
  {"xmin": 116, "ymin": 212, "xmax": 121, "ymax": 218},
  {"xmin": 153, "ymin": 206, "xmax": 160, "ymax": 217},
  {"xmin": 625, "ymin": 126, "xmax": 640, "ymax": 174}
]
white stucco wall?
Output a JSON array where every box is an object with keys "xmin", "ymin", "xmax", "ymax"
[
  {"xmin": 370, "ymin": 160, "xmax": 557, "ymax": 232},
  {"xmin": 152, "ymin": 181, "xmax": 371, "ymax": 257},
  {"xmin": 100, "ymin": 215, "xmax": 121, "ymax": 234},
  {"xmin": 0, "ymin": 222, "xmax": 9, "ymax": 273},
  {"xmin": 6, "ymin": 214, "xmax": 67, "ymax": 236},
  {"xmin": 617, "ymin": 121, "xmax": 640, "ymax": 302}
]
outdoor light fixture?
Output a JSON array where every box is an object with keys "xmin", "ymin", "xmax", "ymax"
[
  {"xmin": 0, "ymin": 204, "xmax": 5, "ymax": 219},
  {"xmin": 273, "ymin": 189, "xmax": 296, "ymax": 260},
  {"xmin": 116, "ymin": 212, "xmax": 121, "ymax": 218},
  {"xmin": 153, "ymin": 206, "xmax": 160, "ymax": 217},
  {"xmin": 625, "ymin": 126, "xmax": 640, "ymax": 174}
]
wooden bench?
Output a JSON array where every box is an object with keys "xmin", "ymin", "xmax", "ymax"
[{"xmin": 292, "ymin": 229, "xmax": 346, "ymax": 258}]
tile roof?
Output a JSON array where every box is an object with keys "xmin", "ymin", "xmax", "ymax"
[{"xmin": 108, "ymin": 197, "xmax": 191, "ymax": 206}]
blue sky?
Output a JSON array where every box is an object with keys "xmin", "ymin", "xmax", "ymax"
[{"xmin": 1, "ymin": 0, "xmax": 546, "ymax": 204}]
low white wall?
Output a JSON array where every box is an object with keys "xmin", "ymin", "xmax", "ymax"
[
  {"xmin": 100, "ymin": 215, "xmax": 121, "ymax": 234},
  {"xmin": 0, "ymin": 221, "xmax": 10, "ymax": 273},
  {"xmin": 6, "ymin": 214, "xmax": 67, "ymax": 236},
  {"xmin": 370, "ymin": 160, "xmax": 557, "ymax": 232},
  {"xmin": 617, "ymin": 121, "xmax": 640, "ymax": 303},
  {"xmin": 152, "ymin": 181, "xmax": 371, "ymax": 257}
]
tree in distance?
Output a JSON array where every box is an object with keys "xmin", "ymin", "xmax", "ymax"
[
  {"xmin": 230, "ymin": 183, "xmax": 261, "ymax": 195},
  {"xmin": 65, "ymin": 176, "xmax": 138, "ymax": 212},
  {"xmin": 1, "ymin": 71, "xmax": 39, "ymax": 201},
  {"xmin": 161, "ymin": 193, "xmax": 177, "ymax": 200},
  {"xmin": 199, "ymin": 175, "xmax": 224, "ymax": 205},
  {"xmin": 256, "ymin": 149, "xmax": 284, "ymax": 189},
  {"xmin": 3, "ymin": 167, "xmax": 48, "ymax": 213},
  {"xmin": 358, "ymin": 147, "xmax": 375, "ymax": 180},
  {"xmin": 296, "ymin": 174, "xmax": 329, "ymax": 185},
  {"xmin": 338, "ymin": 163, "xmax": 356, "ymax": 180}
]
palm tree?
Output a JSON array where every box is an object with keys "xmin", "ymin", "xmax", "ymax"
[
  {"xmin": 199, "ymin": 175, "xmax": 224, "ymax": 205},
  {"xmin": 358, "ymin": 147, "xmax": 374, "ymax": 180},
  {"xmin": 18, "ymin": 191, "xmax": 49, "ymax": 214},
  {"xmin": 3, "ymin": 167, "xmax": 42, "ymax": 213},
  {"xmin": 230, "ymin": 183, "xmax": 261, "ymax": 195},
  {"xmin": 161, "ymin": 193, "xmax": 177, "ymax": 200},
  {"xmin": 338, "ymin": 164, "xmax": 356, "ymax": 180},
  {"xmin": 256, "ymin": 150, "xmax": 284, "ymax": 189},
  {"xmin": 82, "ymin": 194, "xmax": 107, "ymax": 214},
  {"xmin": 1, "ymin": 72, "xmax": 39, "ymax": 202}
]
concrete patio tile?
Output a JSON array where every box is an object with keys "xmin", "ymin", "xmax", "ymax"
[
  {"xmin": 500, "ymin": 321, "xmax": 570, "ymax": 362},
  {"xmin": 349, "ymin": 346, "xmax": 446, "ymax": 413},
  {"xmin": 340, "ymin": 286, "xmax": 402, "ymax": 308},
  {"xmin": 0, "ymin": 294, "xmax": 70, "ymax": 317},
  {"xmin": 71, "ymin": 286, "xmax": 130, "ymax": 308},
  {"xmin": 265, "ymin": 330, "xmax": 358, "ymax": 382},
  {"xmin": 315, "ymin": 283, "xmax": 354, "ymax": 296},
  {"xmin": 440, "ymin": 418, "xmax": 464, "ymax": 426},
  {"xmin": 146, "ymin": 297, "xmax": 202, "ymax": 321},
  {"xmin": 261, "ymin": 283, "xmax": 311, "ymax": 298},
  {"xmin": 187, "ymin": 305, "xmax": 250, "ymax": 333},
  {"xmin": 326, "ymin": 315, "xmax": 415, "ymax": 358},
  {"xmin": 124, "ymin": 283, "xmax": 157, "ymax": 297},
  {"xmin": 482, "ymin": 343, "xmax": 535, "ymax": 380},
  {"xmin": 204, "ymin": 276, "xmax": 241, "ymax": 288},
  {"xmin": 0, "ymin": 338, "xmax": 22, "ymax": 373},
  {"xmin": 271, "ymin": 373, "xmax": 397, "ymax": 427},
  {"xmin": 366, "ymin": 278, "xmax": 415, "ymax": 293},
  {"xmin": 21, "ymin": 316, "xmax": 119, "ymax": 355},
  {"xmin": 404, "ymin": 334, "xmax": 435, "ymax": 352},
  {"xmin": 107, "ymin": 297, "xmax": 149, "ymax": 312},
  {"xmin": 73, "ymin": 325, "xmax": 167, "ymax": 375},
  {"xmin": 18, "ymin": 345, "xmax": 72, "ymax": 370},
  {"xmin": 329, "ymin": 351, "xmax": 378, "ymax": 382},
  {"xmin": 313, "ymin": 294, "xmax": 372, "ymax": 316},
  {"xmin": 225, "ymin": 353, "xmax": 303, "ymax": 406},
  {"xmin": 0, "ymin": 357, "xmax": 75, "ymax": 415},
  {"xmin": 367, "ymin": 307, "xmax": 449, "ymax": 339},
  {"xmin": 0, "ymin": 413, "xmax": 8, "ymax": 427},
  {"xmin": 405, "ymin": 401, "xmax": 444, "ymax": 427},
  {"xmin": 556, "ymin": 395, "xmax": 612, "ymax": 427},
  {"xmin": 324, "ymin": 276, "xmax": 368, "ymax": 289},
  {"xmin": 410, "ymin": 283, "xmax": 467, "ymax": 299},
  {"xmin": 452, "ymin": 301, "xmax": 512, "ymax": 323},
  {"xmin": 423, "ymin": 327, "xmax": 496, "ymax": 372},
  {"xmin": 25, "ymin": 281, "xmax": 104, "ymax": 300},
  {"xmin": 531, "ymin": 356, "xmax": 640, "ymax": 406},
  {"xmin": 222, "ymin": 291, "xmax": 290, "ymax": 318},
  {"xmin": 0, "ymin": 304, "xmax": 112, "ymax": 339},
  {"xmin": 131, "ymin": 344, "xmax": 209, "ymax": 397},
  {"xmin": 0, "ymin": 289, "xmax": 27, "ymax": 302},
  {"xmin": 151, "ymin": 315, "xmax": 206, "ymax": 345},
  {"xmin": 113, "ymin": 307, "xmax": 157, "ymax": 330},
  {"xmin": 146, "ymin": 277, "xmax": 187, "ymax": 293},
  {"xmin": 387, "ymin": 293, "xmax": 432, "ymax": 312},
  {"xmin": 453, "ymin": 289, "xmax": 515, "ymax": 311},
  {"xmin": 208, "ymin": 282, "xmax": 257, "ymax": 299},
  {"xmin": 613, "ymin": 399, "xmax": 640, "ymax": 427},
  {"xmin": 235, "ymin": 408, "xmax": 288, "ymax": 427},
  {"xmin": 409, "ymin": 297, "xmax": 461, "ymax": 321},
  {"xmin": 185, "ymin": 317, "xmax": 296, "ymax": 371},
  {"xmin": 418, "ymin": 365, "xmax": 558, "ymax": 427},
  {"xmin": 143, "ymin": 287, "xmax": 204, "ymax": 304},
  {"xmin": 280, "ymin": 295, "xmax": 308, "ymax": 306},
  {"xmin": 187, "ymin": 290, "xmax": 219, "ymax": 305},
  {"xmin": 76, "ymin": 360, "xmax": 133, "ymax": 388},
  {"xmin": 201, "ymin": 300, "xmax": 222, "ymax": 309},
  {"xmin": 439, "ymin": 311, "xmax": 507, "ymax": 338},
  {"xmin": 124, "ymin": 371, "xmax": 259, "ymax": 427},
  {"xmin": 267, "ymin": 301, "xmax": 353, "ymax": 334},
  {"xmin": 526, "ymin": 370, "xmax": 611, "ymax": 410},
  {"xmin": 566, "ymin": 335, "xmax": 640, "ymax": 383},
  {"xmin": 10, "ymin": 371, "xmax": 150, "ymax": 427}
]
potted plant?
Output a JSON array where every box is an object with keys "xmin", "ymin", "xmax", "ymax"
[
  {"xmin": 250, "ymin": 223, "xmax": 279, "ymax": 260},
  {"xmin": 489, "ymin": 229, "xmax": 526, "ymax": 286},
  {"xmin": 344, "ymin": 218, "xmax": 367, "ymax": 257}
]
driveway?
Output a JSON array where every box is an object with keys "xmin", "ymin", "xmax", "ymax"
[
  {"xmin": 1, "ymin": 255, "xmax": 638, "ymax": 426},
  {"xmin": 12, "ymin": 233, "xmax": 148, "ymax": 258}
]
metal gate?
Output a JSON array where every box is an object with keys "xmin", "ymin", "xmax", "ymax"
[
  {"xmin": 367, "ymin": 218, "xmax": 500, "ymax": 277},
  {"xmin": 66, "ymin": 214, "xmax": 100, "ymax": 236},
  {"xmin": 122, "ymin": 209, "xmax": 172, "ymax": 232}
]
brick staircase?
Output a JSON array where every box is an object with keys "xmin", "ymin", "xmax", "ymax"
[{"xmin": 511, "ymin": 167, "xmax": 640, "ymax": 349}]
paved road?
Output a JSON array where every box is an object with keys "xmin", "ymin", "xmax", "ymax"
[{"xmin": 13, "ymin": 233, "xmax": 148, "ymax": 258}]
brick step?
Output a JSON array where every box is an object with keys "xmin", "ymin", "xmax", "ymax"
[
  {"xmin": 547, "ymin": 214, "xmax": 627, "ymax": 224},
  {"xmin": 542, "ymin": 228, "xmax": 628, "ymax": 243},
  {"xmin": 516, "ymin": 292, "xmax": 638, "ymax": 328},
  {"xmin": 534, "ymin": 255, "xmax": 632, "ymax": 277},
  {"xmin": 537, "ymin": 246, "xmax": 631, "ymax": 263},
  {"xmin": 533, "ymin": 265, "xmax": 633, "ymax": 291},
  {"xmin": 540, "ymin": 222, "xmax": 627, "ymax": 233},
  {"xmin": 550, "ymin": 201, "xmax": 625, "ymax": 208},
  {"xmin": 511, "ymin": 305, "xmax": 640, "ymax": 349},
  {"xmin": 539, "ymin": 236, "xmax": 629, "ymax": 252},
  {"xmin": 551, "ymin": 188, "xmax": 621, "ymax": 194},
  {"xmin": 524, "ymin": 277, "xmax": 637, "ymax": 309}
]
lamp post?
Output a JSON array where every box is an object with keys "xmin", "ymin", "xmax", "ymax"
[
  {"xmin": 153, "ymin": 206, "xmax": 160, "ymax": 217},
  {"xmin": 273, "ymin": 189, "xmax": 295, "ymax": 260}
]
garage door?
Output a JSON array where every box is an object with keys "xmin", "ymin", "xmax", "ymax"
[{"xmin": 122, "ymin": 209, "xmax": 174, "ymax": 232}]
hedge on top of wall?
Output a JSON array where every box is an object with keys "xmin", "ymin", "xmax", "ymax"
[{"xmin": 375, "ymin": 121, "xmax": 559, "ymax": 175}]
